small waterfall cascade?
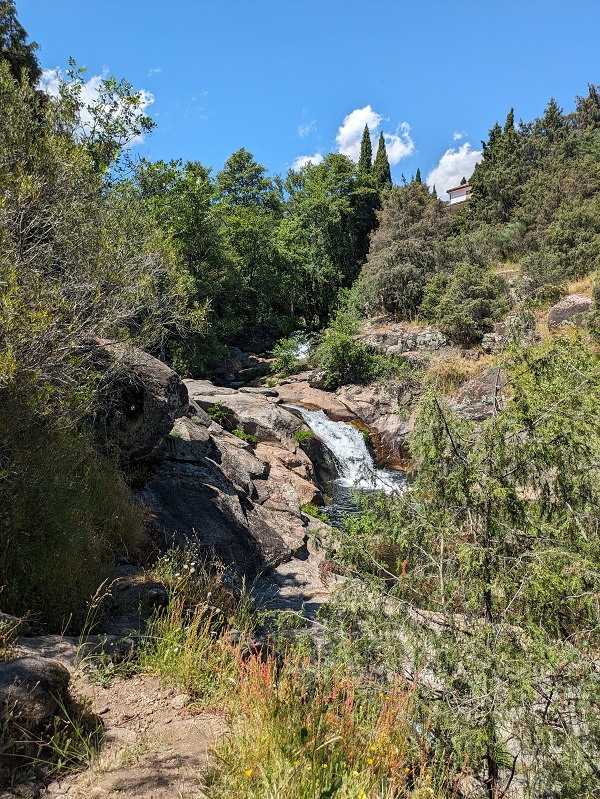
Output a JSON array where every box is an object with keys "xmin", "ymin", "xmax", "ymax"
[
  {"xmin": 288, "ymin": 406, "xmax": 404, "ymax": 494},
  {"xmin": 289, "ymin": 331, "xmax": 311, "ymax": 361}
]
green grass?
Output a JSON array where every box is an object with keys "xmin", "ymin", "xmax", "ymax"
[{"xmin": 133, "ymin": 557, "xmax": 453, "ymax": 798}]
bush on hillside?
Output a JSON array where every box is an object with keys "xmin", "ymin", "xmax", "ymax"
[{"xmin": 433, "ymin": 262, "xmax": 510, "ymax": 347}]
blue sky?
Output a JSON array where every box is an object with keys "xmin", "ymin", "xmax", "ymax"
[{"xmin": 21, "ymin": 0, "xmax": 600, "ymax": 196}]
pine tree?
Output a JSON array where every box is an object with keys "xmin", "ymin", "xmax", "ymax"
[
  {"xmin": 415, "ymin": 167, "xmax": 422, "ymax": 184},
  {"xmin": 357, "ymin": 124, "xmax": 372, "ymax": 177},
  {"xmin": 0, "ymin": 0, "xmax": 41, "ymax": 85},
  {"xmin": 372, "ymin": 132, "xmax": 392, "ymax": 189}
]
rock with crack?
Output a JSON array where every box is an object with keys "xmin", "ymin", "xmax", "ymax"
[{"xmin": 89, "ymin": 341, "xmax": 189, "ymax": 463}]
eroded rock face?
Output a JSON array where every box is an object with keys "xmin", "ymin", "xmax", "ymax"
[
  {"xmin": 481, "ymin": 312, "xmax": 537, "ymax": 353},
  {"xmin": 547, "ymin": 294, "xmax": 592, "ymax": 329},
  {"xmin": 186, "ymin": 379, "xmax": 305, "ymax": 445},
  {"xmin": 91, "ymin": 342, "xmax": 189, "ymax": 463},
  {"xmin": 141, "ymin": 380, "xmax": 331, "ymax": 576},
  {"xmin": 361, "ymin": 321, "xmax": 449, "ymax": 354},
  {"xmin": 452, "ymin": 369, "xmax": 507, "ymax": 421}
]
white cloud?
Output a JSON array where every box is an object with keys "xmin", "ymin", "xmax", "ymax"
[
  {"xmin": 148, "ymin": 66, "xmax": 161, "ymax": 76},
  {"xmin": 39, "ymin": 68, "xmax": 154, "ymax": 147},
  {"xmin": 383, "ymin": 123, "xmax": 415, "ymax": 164},
  {"xmin": 426, "ymin": 142, "xmax": 482, "ymax": 198},
  {"xmin": 335, "ymin": 105, "xmax": 414, "ymax": 165},
  {"xmin": 453, "ymin": 130, "xmax": 467, "ymax": 141},
  {"xmin": 298, "ymin": 120, "xmax": 316, "ymax": 138},
  {"xmin": 335, "ymin": 105, "xmax": 382, "ymax": 161},
  {"xmin": 291, "ymin": 153, "xmax": 324, "ymax": 171}
]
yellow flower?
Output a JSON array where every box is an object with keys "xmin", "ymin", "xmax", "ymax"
[
  {"xmin": 367, "ymin": 758, "xmax": 374, "ymax": 765},
  {"xmin": 352, "ymin": 770, "xmax": 359, "ymax": 776},
  {"xmin": 322, "ymin": 763, "xmax": 328, "ymax": 769},
  {"xmin": 245, "ymin": 769, "xmax": 253, "ymax": 777},
  {"xmin": 370, "ymin": 745, "xmax": 376, "ymax": 751}
]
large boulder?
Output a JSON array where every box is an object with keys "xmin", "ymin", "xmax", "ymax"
[
  {"xmin": 547, "ymin": 294, "xmax": 592, "ymax": 329},
  {"xmin": 91, "ymin": 342, "xmax": 189, "ymax": 463},
  {"xmin": 185, "ymin": 379, "xmax": 306, "ymax": 446},
  {"xmin": 0, "ymin": 657, "xmax": 70, "ymax": 733},
  {"xmin": 452, "ymin": 369, "xmax": 507, "ymax": 421}
]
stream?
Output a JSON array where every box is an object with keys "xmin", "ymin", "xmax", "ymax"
[{"xmin": 285, "ymin": 405, "xmax": 406, "ymax": 527}]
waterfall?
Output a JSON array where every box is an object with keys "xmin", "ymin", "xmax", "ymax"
[{"xmin": 288, "ymin": 406, "xmax": 404, "ymax": 494}]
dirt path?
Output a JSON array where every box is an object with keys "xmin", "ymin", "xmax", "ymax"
[{"xmin": 43, "ymin": 672, "xmax": 226, "ymax": 799}]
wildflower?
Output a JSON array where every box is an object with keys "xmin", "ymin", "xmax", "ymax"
[
  {"xmin": 245, "ymin": 769, "xmax": 253, "ymax": 777},
  {"xmin": 322, "ymin": 763, "xmax": 328, "ymax": 769},
  {"xmin": 352, "ymin": 770, "xmax": 359, "ymax": 776},
  {"xmin": 367, "ymin": 758, "xmax": 373, "ymax": 765},
  {"xmin": 370, "ymin": 745, "xmax": 375, "ymax": 751}
]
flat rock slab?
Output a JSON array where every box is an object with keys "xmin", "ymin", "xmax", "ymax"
[
  {"xmin": 547, "ymin": 293, "xmax": 592, "ymax": 329},
  {"xmin": 275, "ymin": 382, "xmax": 355, "ymax": 421}
]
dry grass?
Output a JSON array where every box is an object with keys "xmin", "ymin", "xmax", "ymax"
[
  {"xmin": 425, "ymin": 352, "xmax": 493, "ymax": 396},
  {"xmin": 566, "ymin": 274, "xmax": 594, "ymax": 296}
]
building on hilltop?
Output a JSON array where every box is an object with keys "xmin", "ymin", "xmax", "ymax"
[{"xmin": 446, "ymin": 182, "xmax": 472, "ymax": 206}]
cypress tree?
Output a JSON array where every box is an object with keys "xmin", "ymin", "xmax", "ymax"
[
  {"xmin": 415, "ymin": 167, "xmax": 422, "ymax": 184},
  {"xmin": 0, "ymin": 1, "xmax": 41, "ymax": 85},
  {"xmin": 373, "ymin": 132, "xmax": 392, "ymax": 188},
  {"xmin": 358, "ymin": 124, "xmax": 372, "ymax": 176}
]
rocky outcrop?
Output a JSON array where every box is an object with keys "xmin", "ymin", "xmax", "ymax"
[
  {"xmin": 361, "ymin": 321, "xmax": 449, "ymax": 354},
  {"xmin": 276, "ymin": 376, "xmax": 415, "ymax": 459},
  {"xmin": 547, "ymin": 294, "xmax": 592, "ymax": 329},
  {"xmin": 451, "ymin": 369, "xmax": 506, "ymax": 421},
  {"xmin": 481, "ymin": 312, "xmax": 537, "ymax": 353},
  {"xmin": 140, "ymin": 380, "xmax": 333, "ymax": 577},
  {"xmin": 91, "ymin": 342, "xmax": 189, "ymax": 463}
]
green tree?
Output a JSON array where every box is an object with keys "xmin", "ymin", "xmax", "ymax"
[
  {"xmin": 332, "ymin": 335, "xmax": 600, "ymax": 797},
  {"xmin": 470, "ymin": 109, "xmax": 527, "ymax": 222},
  {"xmin": 357, "ymin": 123, "xmax": 373, "ymax": 177},
  {"xmin": 277, "ymin": 154, "xmax": 363, "ymax": 325},
  {"xmin": 360, "ymin": 181, "xmax": 449, "ymax": 318},
  {"xmin": 372, "ymin": 131, "xmax": 392, "ymax": 189},
  {"xmin": 0, "ymin": 0, "xmax": 40, "ymax": 85},
  {"xmin": 432, "ymin": 261, "xmax": 510, "ymax": 346}
]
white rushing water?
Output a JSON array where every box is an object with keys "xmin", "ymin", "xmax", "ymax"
[
  {"xmin": 288, "ymin": 405, "xmax": 404, "ymax": 494},
  {"xmin": 289, "ymin": 331, "xmax": 311, "ymax": 361}
]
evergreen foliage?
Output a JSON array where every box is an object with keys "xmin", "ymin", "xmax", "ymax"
[
  {"xmin": 331, "ymin": 335, "xmax": 600, "ymax": 796},
  {"xmin": 357, "ymin": 123, "xmax": 372, "ymax": 176},
  {"xmin": 372, "ymin": 131, "xmax": 392, "ymax": 188},
  {"xmin": 0, "ymin": 0, "xmax": 40, "ymax": 85}
]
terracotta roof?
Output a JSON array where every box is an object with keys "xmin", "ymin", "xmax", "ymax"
[{"xmin": 446, "ymin": 183, "xmax": 472, "ymax": 194}]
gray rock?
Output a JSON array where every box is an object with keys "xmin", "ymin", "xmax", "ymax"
[
  {"xmin": 90, "ymin": 342, "xmax": 189, "ymax": 463},
  {"xmin": 452, "ymin": 369, "xmax": 507, "ymax": 421},
  {"xmin": 547, "ymin": 294, "xmax": 592, "ymax": 329},
  {"xmin": 0, "ymin": 657, "xmax": 70, "ymax": 732},
  {"xmin": 186, "ymin": 379, "xmax": 304, "ymax": 446}
]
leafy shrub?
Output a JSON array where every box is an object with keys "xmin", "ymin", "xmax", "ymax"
[
  {"xmin": 313, "ymin": 307, "xmax": 404, "ymax": 389},
  {"xmin": 300, "ymin": 503, "xmax": 327, "ymax": 521},
  {"xmin": 270, "ymin": 337, "xmax": 303, "ymax": 377},
  {"xmin": 206, "ymin": 403, "xmax": 228, "ymax": 425},
  {"xmin": 432, "ymin": 262, "xmax": 510, "ymax": 347},
  {"xmin": 0, "ymin": 394, "xmax": 142, "ymax": 631},
  {"xmin": 232, "ymin": 428, "xmax": 258, "ymax": 447},
  {"xmin": 293, "ymin": 428, "xmax": 314, "ymax": 445}
]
